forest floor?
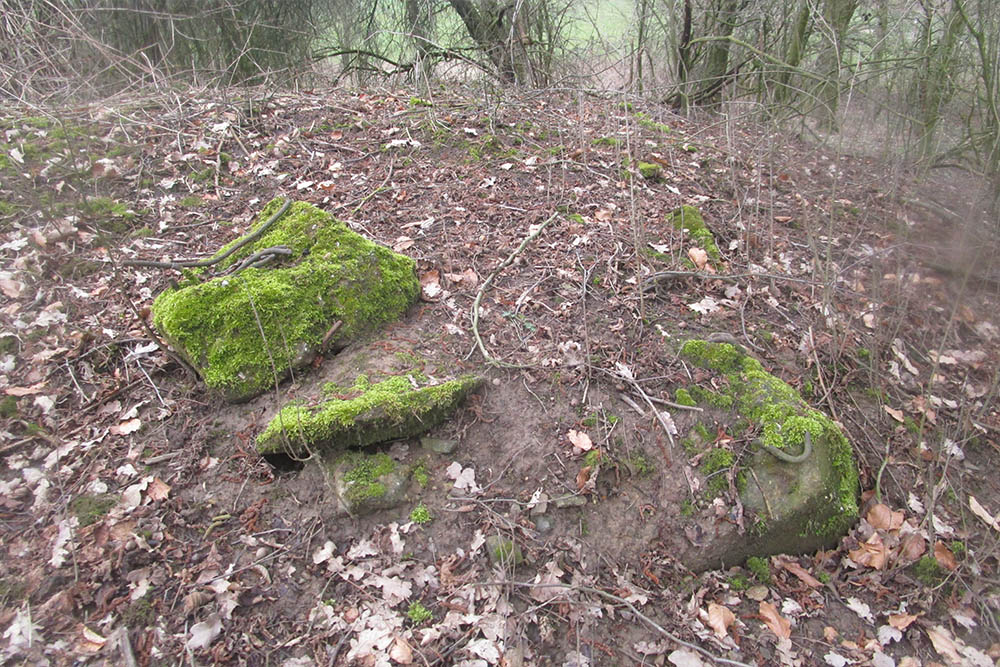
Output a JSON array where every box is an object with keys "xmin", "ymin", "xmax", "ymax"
[{"xmin": 1, "ymin": 86, "xmax": 999, "ymax": 666}]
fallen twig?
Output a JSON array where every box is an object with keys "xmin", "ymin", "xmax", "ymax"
[
  {"xmin": 471, "ymin": 212, "xmax": 559, "ymax": 367},
  {"xmin": 121, "ymin": 198, "xmax": 292, "ymax": 269}
]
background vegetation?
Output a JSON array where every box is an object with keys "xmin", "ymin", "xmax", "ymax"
[{"xmin": 1, "ymin": 0, "xmax": 997, "ymax": 197}]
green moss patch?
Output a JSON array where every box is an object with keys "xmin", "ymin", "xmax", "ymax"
[
  {"xmin": 637, "ymin": 161, "xmax": 662, "ymax": 181},
  {"xmin": 152, "ymin": 198, "xmax": 420, "ymax": 401},
  {"xmin": 329, "ymin": 451, "xmax": 411, "ymax": 516},
  {"xmin": 679, "ymin": 340, "xmax": 860, "ymax": 559},
  {"xmin": 70, "ymin": 493, "xmax": 117, "ymax": 527},
  {"xmin": 667, "ymin": 205, "xmax": 721, "ymax": 266},
  {"xmin": 257, "ymin": 374, "xmax": 482, "ymax": 456}
]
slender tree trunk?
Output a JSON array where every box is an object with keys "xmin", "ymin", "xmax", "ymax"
[
  {"xmin": 405, "ymin": 0, "xmax": 433, "ymax": 88},
  {"xmin": 776, "ymin": 0, "xmax": 814, "ymax": 103},
  {"xmin": 675, "ymin": 0, "xmax": 693, "ymax": 110},
  {"xmin": 701, "ymin": 0, "xmax": 740, "ymax": 107},
  {"xmin": 634, "ymin": 0, "xmax": 651, "ymax": 93},
  {"xmin": 445, "ymin": 0, "xmax": 518, "ymax": 82},
  {"xmin": 916, "ymin": 0, "xmax": 964, "ymax": 158},
  {"xmin": 816, "ymin": 0, "xmax": 859, "ymax": 129}
]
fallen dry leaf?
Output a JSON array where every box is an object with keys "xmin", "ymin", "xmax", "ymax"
[
  {"xmin": 443, "ymin": 268, "xmax": 478, "ymax": 289},
  {"xmin": 147, "ymin": 478, "xmax": 171, "ymax": 502},
  {"xmin": 759, "ymin": 601, "xmax": 791, "ymax": 639},
  {"xmin": 393, "ymin": 236, "xmax": 415, "ymax": 252},
  {"xmin": 5, "ymin": 383, "xmax": 47, "ymax": 396},
  {"xmin": 688, "ymin": 247, "xmax": 709, "ymax": 270},
  {"xmin": 898, "ymin": 532, "xmax": 926, "ymax": 561},
  {"xmin": 867, "ymin": 503, "xmax": 904, "ymax": 531},
  {"xmin": 888, "ymin": 613, "xmax": 919, "ymax": 630},
  {"xmin": 567, "ymin": 429, "xmax": 593, "ymax": 452},
  {"xmin": 883, "ymin": 405, "xmax": 904, "ymax": 423},
  {"xmin": 389, "ymin": 636, "xmax": 413, "ymax": 664},
  {"xmin": 969, "ymin": 495, "xmax": 1000, "ymax": 531},
  {"xmin": 707, "ymin": 602, "xmax": 736, "ymax": 639},
  {"xmin": 849, "ymin": 532, "xmax": 888, "ymax": 570},
  {"xmin": 110, "ymin": 418, "xmax": 142, "ymax": 436},
  {"xmin": 934, "ymin": 541, "xmax": 957, "ymax": 571},
  {"xmin": 926, "ymin": 625, "xmax": 964, "ymax": 664},
  {"xmin": 0, "ymin": 277, "xmax": 25, "ymax": 298},
  {"xmin": 781, "ymin": 561, "xmax": 822, "ymax": 588}
]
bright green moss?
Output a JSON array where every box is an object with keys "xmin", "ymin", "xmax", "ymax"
[
  {"xmin": 680, "ymin": 340, "xmax": 860, "ymax": 539},
  {"xmin": 667, "ymin": 206, "xmax": 721, "ymax": 263},
  {"xmin": 591, "ymin": 136, "xmax": 621, "ymax": 147},
  {"xmin": 674, "ymin": 388, "xmax": 697, "ymax": 407},
  {"xmin": 702, "ymin": 447, "xmax": 735, "ymax": 495},
  {"xmin": 688, "ymin": 385, "xmax": 734, "ymax": 409},
  {"xmin": 727, "ymin": 573, "xmax": 749, "ymax": 591},
  {"xmin": 583, "ymin": 449, "xmax": 602, "ymax": 468},
  {"xmin": 407, "ymin": 601, "xmax": 433, "ymax": 623},
  {"xmin": 152, "ymin": 198, "xmax": 420, "ymax": 401},
  {"xmin": 637, "ymin": 161, "xmax": 662, "ymax": 181},
  {"xmin": 412, "ymin": 463, "xmax": 429, "ymax": 487},
  {"xmin": 746, "ymin": 556, "xmax": 771, "ymax": 584},
  {"xmin": 702, "ymin": 448, "xmax": 735, "ymax": 475},
  {"xmin": 635, "ymin": 112, "xmax": 671, "ymax": 134},
  {"xmin": 409, "ymin": 503, "xmax": 432, "ymax": 524},
  {"xmin": 339, "ymin": 451, "xmax": 395, "ymax": 503},
  {"xmin": 627, "ymin": 454, "xmax": 653, "ymax": 475},
  {"xmin": 257, "ymin": 374, "xmax": 482, "ymax": 455}
]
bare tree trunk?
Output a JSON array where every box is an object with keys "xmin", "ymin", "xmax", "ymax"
[
  {"xmin": 816, "ymin": 0, "xmax": 859, "ymax": 129},
  {"xmin": 701, "ymin": 0, "xmax": 740, "ymax": 107},
  {"xmin": 634, "ymin": 0, "xmax": 652, "ymax": 93},
  {"xmin": 915, "ymin": 0, "xmax": 964, "ymax": 158},
  {"xmin": 674, "ymin": 0, "xmax": 693, "ymax": 110},
  {"xmin": 405, "ymin": 0, "xmax": 433, "ymax": 88},
  {"xmin": 445, "ymin": 0, "xmax": 518, "ymax": 82},
  {"xmin": 776, "ymin": 0, "xmax": 813, "ymax": 104}
]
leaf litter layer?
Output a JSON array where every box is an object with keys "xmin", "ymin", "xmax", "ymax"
[{"xmin": 0, "ymin": 86, "xmax": 999, "ymax": 665}]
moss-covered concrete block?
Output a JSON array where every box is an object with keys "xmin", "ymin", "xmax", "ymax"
[
  {"xmin": 256, "ymin": 374, "xmax": 483, "ymax": 457},
  {"xmin": 485, "ymin": 535, "xmax": 524, "ymax": 568},
  {"xmin": 667, "ymin": 205, "xmax": 721, "ymax": 266},
  {"xmin": 673, "ymin": 340, "xmax": 859, "ymax": 568},
  {"xmin": 329, "ymin": 451, "xmax": 410, "ymax": 516},
  {"xmin": 151, "ymin": 198, "xmax": 419, "ymax": 401},
  {"xmin": 637, "ymin": 161, "xmax": 662, "ymax": 181}
]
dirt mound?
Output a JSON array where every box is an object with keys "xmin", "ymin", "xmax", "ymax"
[{"xmin": 1, "ymin": 88, "xmax": 998, "ymax": 665}]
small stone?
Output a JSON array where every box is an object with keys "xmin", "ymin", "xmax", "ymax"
[
  {"xmin": 534, "ymin": 516, "xmax": 553, "ymax": 534},
  {"xmin": 420, "ymin": 437, "xmax": 458, "ymax": 454},
  {"xmin": 485, "ymin": 535, "xmax": 524, "ymax": 567},
  {"xmin": 553, "ymin": 495, "xmax": 587, "ymax": 509},
  {"xmin": 529, "ymin": 492, "xmax": 549, "ymax": 516}
]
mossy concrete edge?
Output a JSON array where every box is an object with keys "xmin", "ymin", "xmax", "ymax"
[
  {"xmin": 680, "ymin": 339, "xmax": 860, "ymax": 560},
  {"xmin": 151, "ymin": 197, "xmax": 420, "ymax": 401},
  {"xmin": 256, "ymin": 374, "xmax": 483, "ymax": 457}
]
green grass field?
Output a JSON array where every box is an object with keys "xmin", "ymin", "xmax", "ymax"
[{"xmin": 317, "ymin": 0, "xmax": 638, "ymax": 59}]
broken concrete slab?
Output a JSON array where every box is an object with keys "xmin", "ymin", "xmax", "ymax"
[
  {"xmin": 256, "ymin": 373, "xmax": 483, "ymax": 457},
  {"xmin": 665, "ymin": 340, "xmax": 860, "ymax": 571},
  {"xmin": 151, "ymin": 197, "xmax": 420, "ymax": 401},
  {"xmin": 328, "ymin": 451, "xmax": 412, "ymax": 517}
]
